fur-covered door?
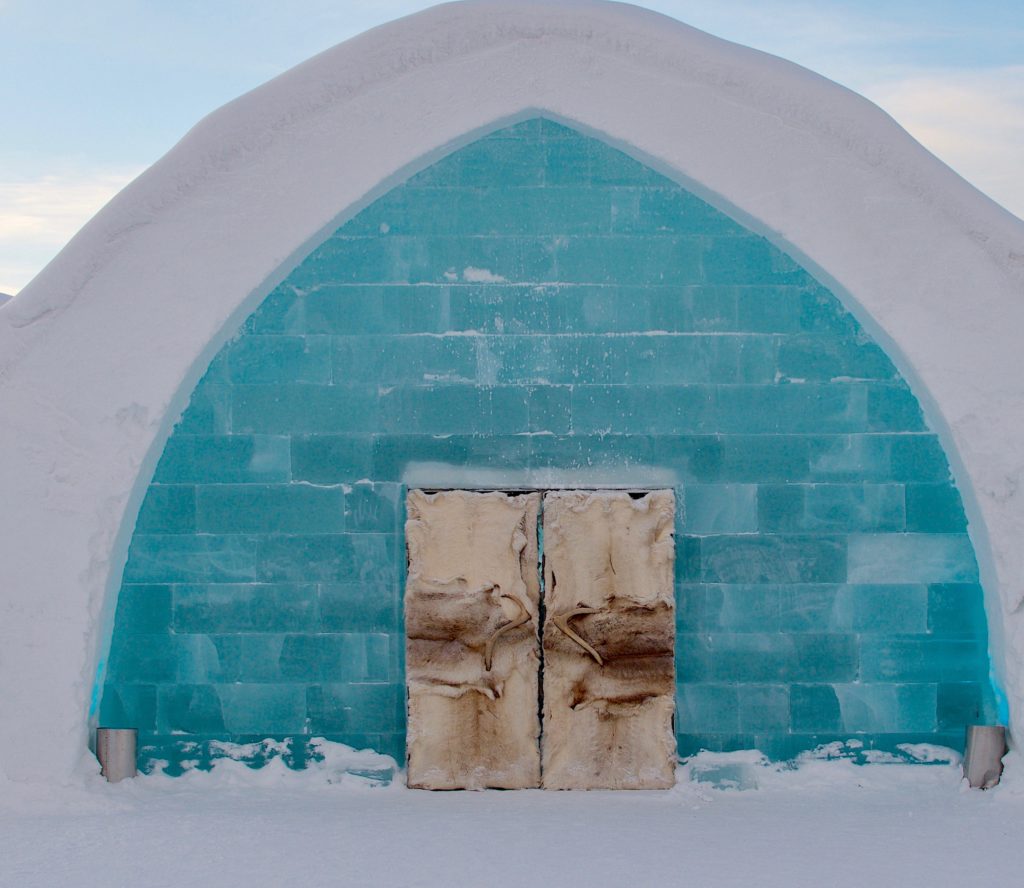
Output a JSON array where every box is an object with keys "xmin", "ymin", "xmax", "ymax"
[
  {"xmin": 541, "ymin": 491, "xmax": 677, "ymax": 789},
  {"xmin": 404, "ymin": 490, "xmax": 542, "ymax": 789},
  {"xmin": 404, "ymin": 488, "xmax": 675, "ymax": 790}
]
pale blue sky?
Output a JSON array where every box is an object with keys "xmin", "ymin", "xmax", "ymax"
[{"xmin": 1, "ymin": 0, "xmax": 1021, "ymax": 294}]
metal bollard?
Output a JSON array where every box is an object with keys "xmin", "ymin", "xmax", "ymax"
[
  {"xmin": 962, "ymin": 725, "xmax": 1006, "ymax": 789},
  {"xmin": 96, "ymin": 728, "xmax": 138, "ymax": 783}
]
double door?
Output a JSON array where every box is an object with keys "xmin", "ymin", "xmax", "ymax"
[{"xmin": 404, "ymin": 489, "xmax": 676, "ymax": 790}]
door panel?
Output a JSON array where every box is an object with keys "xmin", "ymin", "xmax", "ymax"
[
  {"xmin": 405, "ymin": 489, "xmax": 542, "ymax": 789},
  {"xmin": 541, "ymin": 490, "xmax": 677, "ymax": 789}
]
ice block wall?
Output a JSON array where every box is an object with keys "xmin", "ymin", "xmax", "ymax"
[{"xmin": 100, "ymin": 119, "xmax": 993, "ymax": 772}]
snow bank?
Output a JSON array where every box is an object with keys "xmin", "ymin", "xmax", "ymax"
[
  {"xmin": 681, "ymin": 744, "xmax": 964, "ymax": 792},
  {"xmin": 137, "ymin": 738, "xmax": 398, "ymax": 785},
  {"xmin": 1, "ymin": 0, "xmax": 1023, "ymax": 784}
]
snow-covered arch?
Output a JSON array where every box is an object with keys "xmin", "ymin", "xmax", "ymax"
[{"xmin": 1, "ymin": 0, "xmax": 1023, "ymax": 784}]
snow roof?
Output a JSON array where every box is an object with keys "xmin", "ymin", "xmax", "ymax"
[{"xmin": 1, "ymin": 0, "xmax": 1023, "ymax": 784}]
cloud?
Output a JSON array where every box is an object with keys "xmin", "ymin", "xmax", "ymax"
[
  {"xmin": 859, "ymin": 66, "xmax": 1024, "ymax": 220},
  {"xmin": 0, "ymin": 170, "xmax": 137, "ymax": 240},
  {"xmin": 653, "ymin": 2, "xmax": 1024, "ymax": 220},
  {"xmin": 0, "ymin": 168, "xmax": 139, "ymax": 293}
]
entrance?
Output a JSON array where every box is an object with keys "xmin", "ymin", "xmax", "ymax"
[{"xmin": 404, "ymin": 489, "xmax": 676, "ymax": 790}]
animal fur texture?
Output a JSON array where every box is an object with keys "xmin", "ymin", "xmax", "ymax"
[
  {"xmin": 541, "ymin": 490, "xmax": 677, "ymax": 790},
  {"xmin": 405, "ymin": 490, "xmax": 541, "ymax": 789}
]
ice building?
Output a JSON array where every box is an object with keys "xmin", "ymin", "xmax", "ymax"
[{"xmin": 1, "ymin": 0, "xmax": 1022, "ymax": 785}]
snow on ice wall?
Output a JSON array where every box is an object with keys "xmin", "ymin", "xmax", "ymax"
[{"xmin": 101, "ymin": 120, "xmax": 994, "ymax": 772}]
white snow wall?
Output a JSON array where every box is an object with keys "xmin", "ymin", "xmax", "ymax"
[{"xmin": 0, "ymin": 0, "xmax": 1022, "ymax": 784}]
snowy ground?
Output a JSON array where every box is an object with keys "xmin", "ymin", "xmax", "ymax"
[{"xmin": 2, "ymin": 748, "xmax": 1021, "ymax": 888}]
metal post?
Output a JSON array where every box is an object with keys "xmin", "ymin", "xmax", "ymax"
[
  {"xmin": 963, "ymin": 725, "xmax": 1006, "ymax": 789},
  {"xmin": 96, "ymin": 728, "xmax": 137, "ymax": 782}
]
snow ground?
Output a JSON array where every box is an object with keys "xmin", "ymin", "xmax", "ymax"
[{"xmin": 2, "ymin": 750, "xmax": 1020, "ymax": 888}]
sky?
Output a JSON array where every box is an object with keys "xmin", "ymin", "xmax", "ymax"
[{"xmin": 1, "ymin": 0, "xmax": 1021, "ymax": 296}]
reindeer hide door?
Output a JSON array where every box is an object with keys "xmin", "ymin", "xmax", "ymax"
[
  {"xmin": 405, "ymin": 490, "xmax": 542, "ymax": 789},
  {"xmin": 541, "ymin": 490, "xmax": 677, "ymax": 789}
]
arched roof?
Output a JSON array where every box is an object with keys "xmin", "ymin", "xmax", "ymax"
[{"xmin": 1, "ymin": 0, "xmax": 1023, "ymax": 783}]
